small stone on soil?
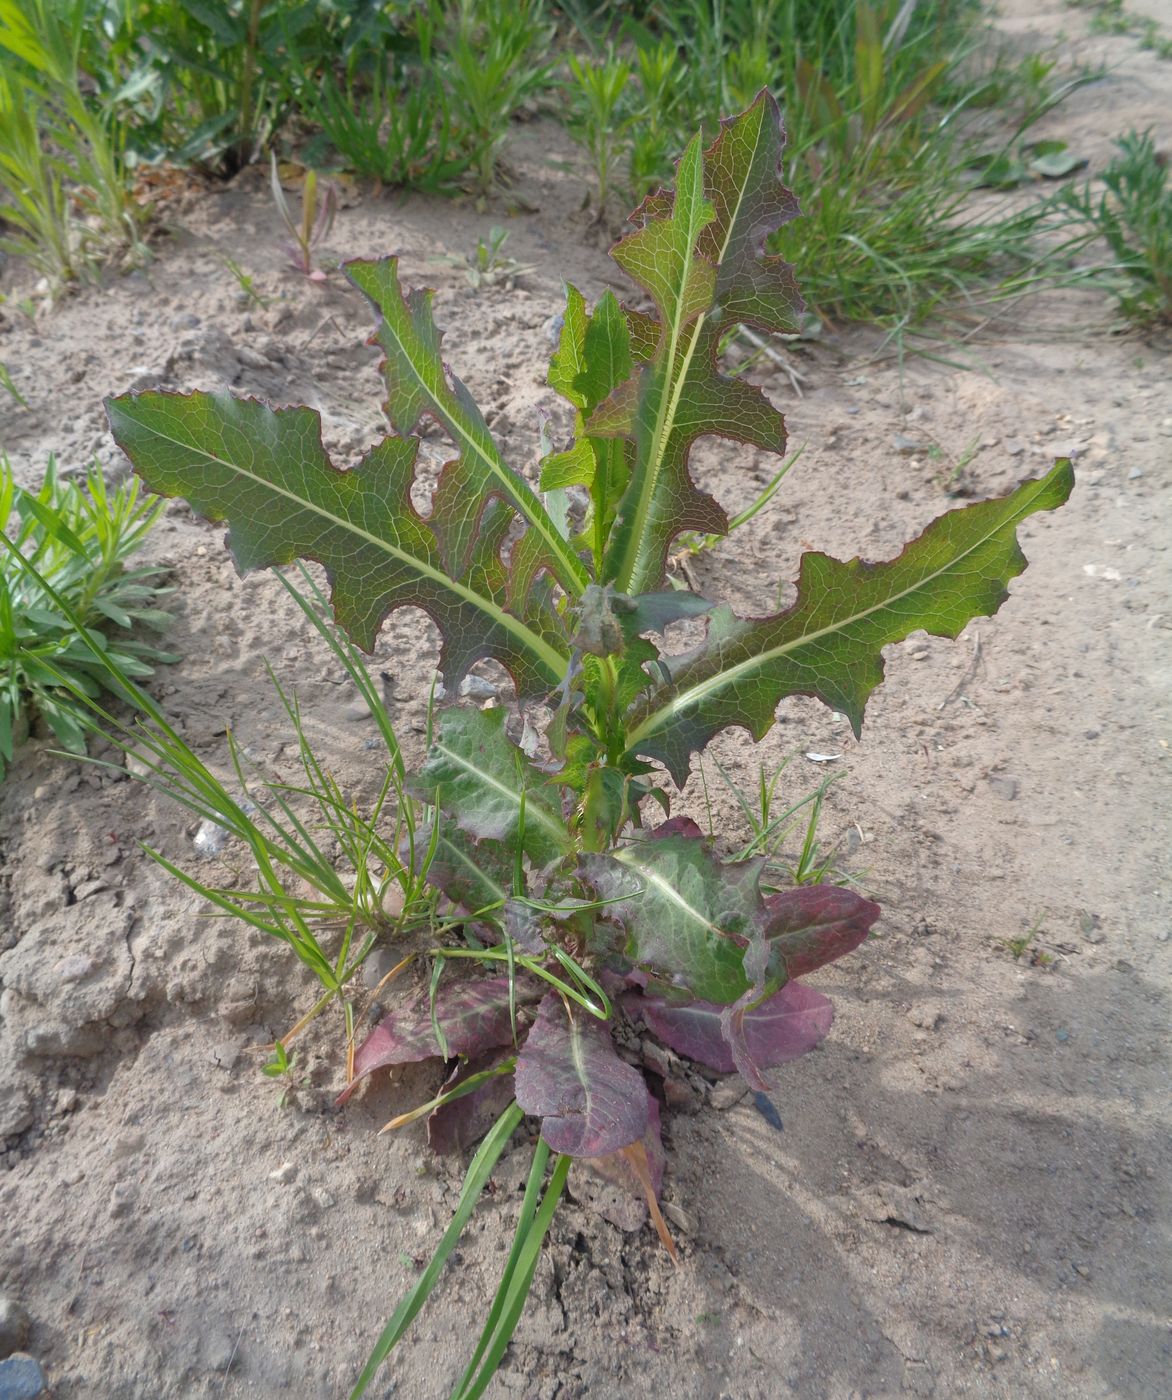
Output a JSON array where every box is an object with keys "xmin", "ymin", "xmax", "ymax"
[{"xmin": 0, "ymin": 1353, "xmax": 45, "ymax": 1399}]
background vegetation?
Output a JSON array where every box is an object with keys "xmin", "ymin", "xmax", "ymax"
[{"xmin": 0, "ymin": 0, "xmax": 1166, "ymax": 329}]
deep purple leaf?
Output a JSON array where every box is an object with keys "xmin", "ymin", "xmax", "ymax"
[
  {"xmin": 634, "ymin": 981, "xmax": 834, "ymax": 1074},
  {"xmin": 515, "ymin": 993, "xmax": 649, "ymax": 1157},
  {"xmin": 427, "ymin": 1053, "xmax": 517, "ymax": 1156},
  {"xmin": 584, "ymin": 1090, "xmax": 666, "ymax": 1198},
  {"xmin": 344, "ymin": 976, "xmax": 521, "ymax": 1096},
  {"xmin": 764, "ymin": 885, "xmax": 881, "ymax": 977},
  {"xmin": 647, "ymin": 815, "xmax": 704, "ymax": 841}
]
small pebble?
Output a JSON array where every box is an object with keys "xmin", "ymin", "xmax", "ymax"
[
  {"xmin": 0, "ymin": 1353, "xmax": 46, "ymax": 1399},
  {"xmin": 1127, "ymin": 467, "xmax": 1144, "ymax": 480},
  {"xmin": 269, "ymin": 1161, "xmax": 297, "ymax": 1185},
  {"xmin": 192, "ymin": 819, "xmax": 229, "ymax": 859},
  {"xmin": 709, "ymin": 1079, "xmax": 749, "ymax": 1111},
  {"xmin": 458, "ymin": 675, "xmax": 498, "ymax": 701}
]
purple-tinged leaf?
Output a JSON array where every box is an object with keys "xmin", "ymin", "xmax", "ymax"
[
  {"xmin": 343, "ymin": 976, "xmax": 523, "ymax": 1097},
  {"xmin": 427, "ymin": 1053, "xmax": 517, "ymax": 1156},
  {"xmin": 515, "ymin": 993, "xmax": 649, "ymax": 1157},
  {"xmin": 584, "ymin": 1090, "xmax": 666, "ymax": 1198},
  {"xmin": 504, "ymin": 898, "xmax": 547, "ymax": 954},
  {"xmin": 646, "ymin": 815, "xmax": 704, "ymax": 841},
  {"xmin": 633, "ymin": 982, "xmax": 834, "ymax": 1074},
  {"xmin": 764, "ymin": 885, "xmax": 881, "ymax": 978}
]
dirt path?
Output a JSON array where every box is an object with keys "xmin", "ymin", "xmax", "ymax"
[{"xmin": 1, "ymin": 5, "xmax": 1168, "ymax": 1397}]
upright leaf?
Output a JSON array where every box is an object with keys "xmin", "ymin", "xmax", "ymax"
[
  {"xmin": 543, "ymin": 285, "xmax": 637, "ymax": 575},
  {"xmin": 515, "ymin": 992, "xmax": 649, "ymax": 1157},
  {"xmin": 412, "ymin": 706, "xmax": 572, "ymax": 867},
  {"xmin": 593, "ymin": 90, "xmax": 804, "ymax": 594},
  {"xmin": 347, "ymin": 257, "xmax": 587, "ymax": 597},
  {"xmin": 625, "ymin": 462, "xmax": 1075, "ymax": 783},
  {"xmin": 105, "ymin": 393, "xmax": 571, "ymax": 698}
]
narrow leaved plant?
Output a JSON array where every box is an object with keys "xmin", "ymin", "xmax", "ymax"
[{"xmin": 105, "ymin": 92, "xmax": 1072, "ymax": 1398}]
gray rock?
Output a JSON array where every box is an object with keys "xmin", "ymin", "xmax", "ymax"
[
  {"xmin": 0, "ymin": 1297, "xmax": 30, "ymax": 1358},
  {"xmin": 192, "ymin": 818, "xmax": 229, "ymax": 858},
  {"xmin": 235, "ymin": 344, "xmax": 270, "ymax": 370},
  {"xmin": 987, "ymin": 774, "xmax": 1019, "ymax": 801},
  {"xmin": 169, "ymin": 312, "xmax": 201, "ymax": 331},
  {"xmin": 458, "ymin": 675, "xmax": 498, "ymax": 701},
  {"xmin": 0, "ymin": 1354, "xmax": 46, "ymax": 1399},
  {"xmin": 893, "ymin": 433, "xmax": 928, "ymax": 454}
]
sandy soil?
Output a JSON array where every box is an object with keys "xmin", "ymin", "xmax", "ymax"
[{"xmin": 1, "ymin": 4, "xmax": 1169, "ymax": 1397}]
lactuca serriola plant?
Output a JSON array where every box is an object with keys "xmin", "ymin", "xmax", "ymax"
[{"xmin": 106, "ymin": 90, "xmax": 1072, "ymax": 1390}]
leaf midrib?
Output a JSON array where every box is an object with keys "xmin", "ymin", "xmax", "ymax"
[
  {"xmin": 626, "ymin": 473, "xmax": 1057, "ymax": 749},
  {"xmin": 118, "ymin": 410, "xmax": 569, "ymax": 682},
  {"xmin": 435, "ymin": 736, "xmax": 569, "ymax": 854},
  {"xmin": 612, "ymin": 110, "xmax": 763, "ymax": 595}
]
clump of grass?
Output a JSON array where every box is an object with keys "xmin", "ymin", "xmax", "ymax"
[
  {"xmin": 1064, "ymin": 129, "xmax": 1172, "ymax": 323},
  {"xmin": 0, "ymin": 0, "xmax": 146, "ymax": 280},
  {"xmin": 31, "ymin": 558, "xmax": 439, "ymax": 1061},
  {"xmin": 0, "ymin": 455, "xmax": 173, "ymax": 778},
  {"xmin": 440, "ymin": 0, "xmax": 556, "ymax": 195}
]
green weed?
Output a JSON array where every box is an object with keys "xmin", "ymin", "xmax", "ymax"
[
  {"xmin": 0, "ymin": 454, "xmax": 172, "ymax": 778},
  {"xmin": 1064, "ymin": 130, "xmax": 1172, "ymax": 323}
]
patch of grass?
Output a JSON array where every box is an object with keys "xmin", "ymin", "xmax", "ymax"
[
  {"xmin": 1079, "ymin": 0, "xmax": 1172, "ymax": 60},
  {"xmin": 0, "ymin": 454, "xmax": 172, "ymax": 778},
  {"xmin": 440, "ymin": 0, "xmax": 556, "ymax": 196},
  {"xmin": 562, "ymin": 0, "xmax": 1100, "ymax": 332},
  {"xmin": 1002, "ymin": 909, "xmax": 1053, "ymax": 965},
  {"xmin": 1064, "ymin": 130, "xmax": 1172, "ymax": 323}
]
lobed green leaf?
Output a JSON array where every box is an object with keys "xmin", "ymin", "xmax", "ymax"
[{"xmin": 626, "ymin": 461, "xmax": 1075, "ymax": 784}]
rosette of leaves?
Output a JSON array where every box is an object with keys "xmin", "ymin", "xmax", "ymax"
[{"xmin": 106, "ymin": 91, "xmax": 1072, "ymax": 1399}]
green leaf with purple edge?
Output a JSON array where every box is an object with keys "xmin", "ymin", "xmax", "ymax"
[
  {"xmin": 340, "ymin": 976, "xmax": 525, "ymax": 1099},
  {"xmin": 515, "ymin": 992, "xmax": 649, "ymax": 1157},
  {"xmin": 104, "ymin": 389, "xmax": 572, "ymax": 699},
  {"xmin": 581, "ymin": 828, "xmax": 768, "ymax": 1004},
  {"xmin": 631, "ymin": 981, "xmax": 834, "ymax": 1075},
  {"xmin": 625, "ymin": 461, "xmax": 1075, "ymax": 784},
  {"xmin": 594, "ymin": 89, "xmax": 803, "ymax": 595}
]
